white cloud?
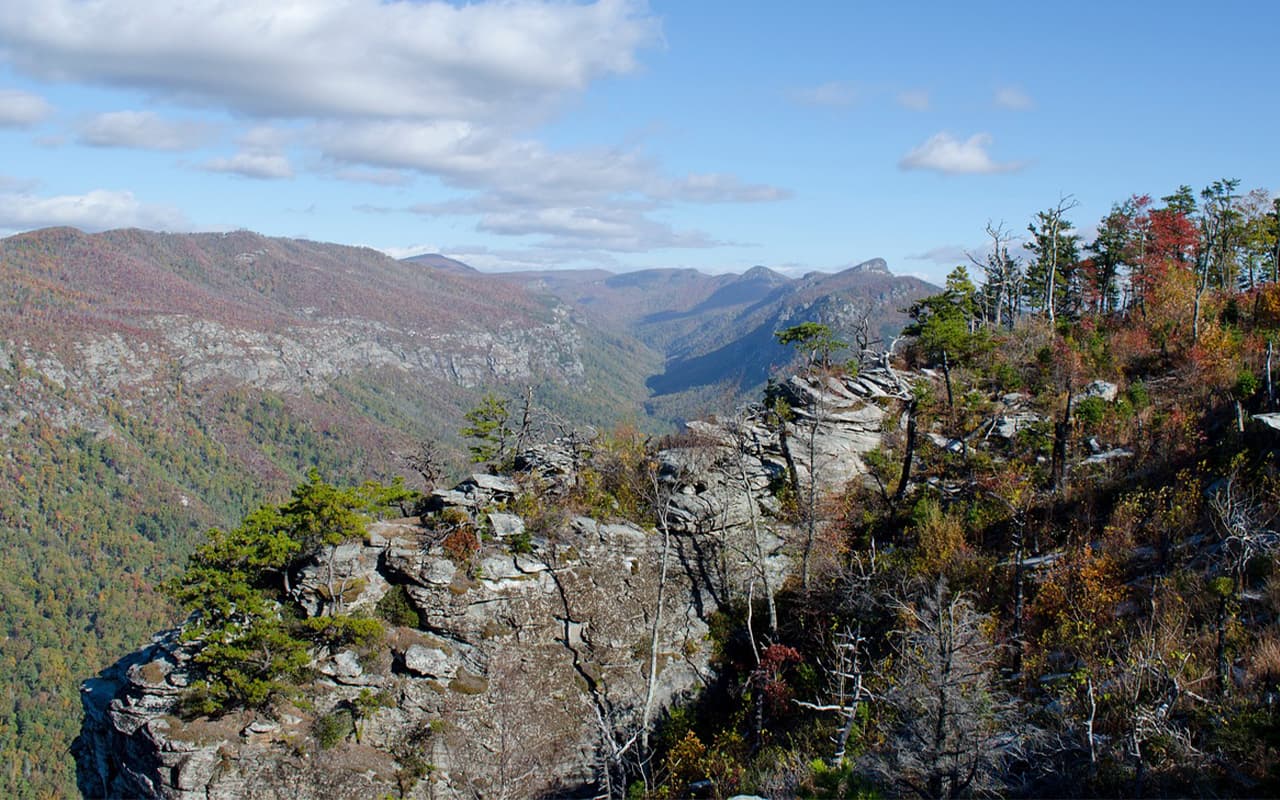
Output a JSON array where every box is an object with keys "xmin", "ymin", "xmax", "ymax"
[
  {"xmin": 322, "ymin": 120, "xmax": 788, "ymax": 250},
  {"xmin": 375, "ymin": 243, "xmax": 440, "ymax": 260},
  {"xmin": 899, "ymin": 132, "xmax": 1025, "ymax": 175},
  {"xmin": 316, "ymin": 120, "xmax": 656, "ymax": 199},
  {"xmin": 790, "ymin": 81, "xmax": 858, "ymax": 107},
  {"xmin": 0, "ymin": 174, "xmax": 39, "ymax": 192},
  {"xmin": 896, "ymin": 89, "xmax": 930, "ymax": 112},
  {"xmin": 201, "ymin": 152, "xmax": 294, "ymax": 179},
  {"xmin": 430, "ymin": 243, "xmax": 624, "ymax": 272},
  {"xmin": 78, "ymin": 110, "xmax": 215, "ymax": 150},
  {"xmin": 474, "ymin": 205, "xmax": 721, "ymax": 252},
  {"xmin": 906, "ymin": 245, "xmax": 973, "ymax": 264},
  {"xmin": 0, "ymin": 188, "xmax": 189, "ymax": 233},
  {"xmin": 238, "ymin": 125, "xmax": 298, "ymax": 151},
  {"xmin": 994, "ymin": 86, "xmax": 1033, "ymax": 110},
  {"xmin": 0, "ymin": 0, "xmax": 658, "ymax": 124},
  {"xmin": 0, "ymin": 88, "xmax": 52, "ymax": 126},
  {"xmin": 660, "ymin": 173, "xmax": 791, "ymax": 203}
]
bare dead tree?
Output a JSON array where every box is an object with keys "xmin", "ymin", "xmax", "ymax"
[
  {"xmin": 1115, "ymin": 606, "xmax": 1206, "ymax": 797},
  {"xmin": 1042, "ymin": 195, "xmax": 1080, "ymax": 326},
  {"xmin": 1208, "ymin": 470, "xmax": 1279, "ymax": 586},
  {"xmin": 1207, "ymin": 469, "xmax": 1278, "ymax": 694},
  {"xmin": 401, "ymin": 439, "xmax": 444, "ymax": 492},
  {"xmin": 796, "ymin": 625, "xmax": 874, "ymax": 766},
  {"xmin": 776, "ymin": 369, "xmax": 837, "ymax": 592},
  {"xmin": 512, "ymin": 384, "xmax": 536, "ymax": 457},
  {"xmin": 969, "ymin": 221, "xmax": 1020, "ymax": 329},
  {"xmin": 1050, "ymin": 387, "xmax": 1073, "ymax": 494},
  {"xmin": 893, "ymin": 395, "xmax": 920, "ymax": 509},
  {"xmin": 638, "ymin": 455, "xmax": 685, "ymax": 788},
  {"xmin": 850, "ymin": 309, "xmax": 884, "ymax": 371},
  {"xmin": 866, "ymin": 581, "xmax": 1028, "ymax": 799}
]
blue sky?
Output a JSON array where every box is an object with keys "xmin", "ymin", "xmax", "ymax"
[{"xmin": 0, "ymin": 0, "xmax": 1276, "ymax": 282}]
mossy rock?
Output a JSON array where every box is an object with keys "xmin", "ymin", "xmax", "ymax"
[{"xmin": 447, "ymin": 572, "xmax": 478, "ymax": 596}]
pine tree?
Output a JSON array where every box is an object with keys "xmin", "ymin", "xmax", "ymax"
[
  {"xmin": 460, "ymin": 393, "xmax": 514, "ymax": 465},
  {"xmin": 1023, "ymin": 199, "xmax": 1081, "ymax": 322}
]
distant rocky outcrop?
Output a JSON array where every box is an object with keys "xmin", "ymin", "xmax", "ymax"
[
  {"xmin": 74, "ymin": 369, "xmax": 908, "ymax": 799},
  {"xmin": 846, "ymin": 257, "xmax": 891, "ymax": 274}
]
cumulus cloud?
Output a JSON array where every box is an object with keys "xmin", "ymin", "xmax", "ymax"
[
  {"xmin": 320, "ymin": 120, "xmax": 789, "ymax": 250},
  {"xmin": 407, "ymin": 193, "xmax": 722, "ymax": 253},
  {"xmin": 0, "ymin": 88, "xmax": 52, "ymax": 127},
  {"xmin": 994, "ymin": 86, "xmax": 1033, "ymax": 110},
  {"xmin": 790, "ymin": 81, "xmax": 858, "ymax": 107},
  {"xmin": 238, "ymin": 125, "xmax": 299, "ymax": 151},
  {"xmin": 78, "ymin": 110, "xmax": 216, "ymax": 150},
  {"xmin": 316, "ymin": 120, "xmax": 665, "ymax": 200},
  {"xmin": 899, "ymin": 132, "xmax": 1025, "ymax": 175},
  {"xmin": 0, "ymin": 0, "xmax": 658, "ymax": 123},
  {"xmin": 318, "ymin": 119, "xmax": 790, "ymax": 204},
  {"xmin": 201, "ymin": 152, "xmax": 294, "ymax": 179},
  {"xmin": 0, "ymin": 188, "xmax": 189, "ymax": 233},
  {"xmin": 896, "ymin": 89, "xmax": 930, "ymax": 112}
]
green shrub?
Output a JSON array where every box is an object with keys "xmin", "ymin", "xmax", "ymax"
[
  {"xmin": 804, "ymin": 757, "xmax": 881, "ymax": 799},
  {"xmin": 314, "ymin": 709, "xmax": 353, "ymax": 749},
  {"xmin": 990, "ymin": 362, "xmax": 1022, "ymax": 391},
  {"xmin": 376, "ymin": 584, "xmax": 426, "ymax": 628},
  {"xmin": 1237, "ymin": 370, "xmax": 1259, "ymax": 398},
  {"xmin": 1127, "ymin": 380, "xmax": 1150, "ymax": 410},
  {"xmin": 298, "ymin": 614, "xmax": 384, "ymax": 649},
  {"xmin": 1074, "ymin": 396, "xmax": 1108, "ymax": 427},
  {"xmin": 508, "ymin": 530, "xmax": 534, "ymax": 554}
]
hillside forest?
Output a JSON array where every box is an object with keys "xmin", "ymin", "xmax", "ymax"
[{"xmin": 622, "ymin": 179, "xmax": 1280, "ymax": 796}]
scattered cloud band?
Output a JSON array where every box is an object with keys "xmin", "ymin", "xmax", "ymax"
[{"xmin": 0, "ymin": 88, "xmax": 52, "ymax": 127}]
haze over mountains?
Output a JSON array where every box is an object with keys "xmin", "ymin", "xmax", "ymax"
[{"xmin": 0, "ymin": 225, "xmax": 932, "ymax": 797}]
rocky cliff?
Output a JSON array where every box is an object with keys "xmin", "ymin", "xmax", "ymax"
[{"xmin": 74, "ymin": 369, "xmax": 910, "ymax": 799}]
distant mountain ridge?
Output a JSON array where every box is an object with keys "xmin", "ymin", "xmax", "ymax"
[{"xmin": 491, "ymin": 256, "xmax": 938, "ymax": 418}]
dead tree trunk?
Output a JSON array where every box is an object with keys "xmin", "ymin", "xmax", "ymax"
[
  {"xmin": 1051, "ymin": 389, "xmax": 1072, "ymax": 494},
  {"xmin": 893, "ymin": 398, "xmax": 919, "ymax": 508}
]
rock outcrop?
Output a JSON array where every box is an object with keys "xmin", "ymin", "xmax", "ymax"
[{"xmin": 74, "ymin": 370, "xmax": 904, "ymax": 799}]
